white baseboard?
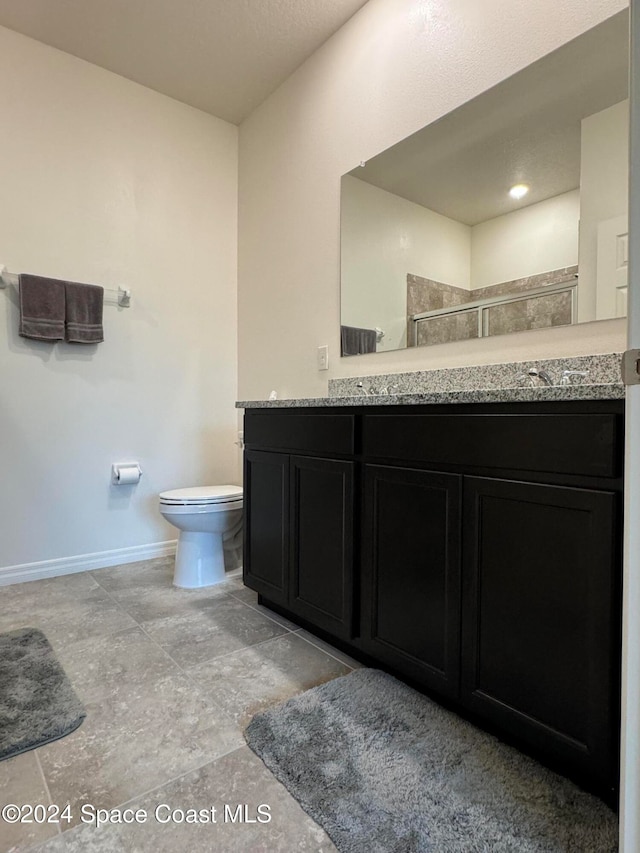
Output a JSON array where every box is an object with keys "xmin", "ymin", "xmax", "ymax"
[{"xmin": 0, "ymin": 540, "xmax": 177, "ymax": 587}]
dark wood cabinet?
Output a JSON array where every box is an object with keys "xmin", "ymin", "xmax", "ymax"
[
  {"xmin": 243, "ymin": 443, "xmax": 355, "ymax": 636},
  {"xmin": 243, "ymin": 449, "xmax": 289, "ymax": 607},
  {"xmin": 242, "ymin": 400, "xmax": 623, "ymax": 798},
  {"xmin": 361, "ymin": 465, "xmax": 461, "ymax": 697},
  {"xmin": 289, "ymin": 455, "xmax": 354, "ymax": 639},
  {"xmin": 460, "ymin": 476, "xmax": 619, "ymax": 787}
]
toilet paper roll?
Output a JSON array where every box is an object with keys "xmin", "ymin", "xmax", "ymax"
[{"xmin": 113, "ymin": 464, "xmax": 141, "ymax": 485}]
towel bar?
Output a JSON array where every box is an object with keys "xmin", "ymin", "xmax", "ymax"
[{"xmin": 0, "ymin": 264, "xmax": 131, "ymax": 307}]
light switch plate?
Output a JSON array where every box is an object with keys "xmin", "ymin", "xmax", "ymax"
[{"xmin": 317, "ymin": 345, "xmax": 329, "ymax": 371}]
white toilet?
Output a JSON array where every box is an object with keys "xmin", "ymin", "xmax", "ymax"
[{"xmin": 159, "ymin": 485, "xmax": 243, "ymax": 588}]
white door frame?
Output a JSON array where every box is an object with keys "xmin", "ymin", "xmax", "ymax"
[{"xmin": 620, "ymin": 1, "xmax": 640, "ymax": 850}]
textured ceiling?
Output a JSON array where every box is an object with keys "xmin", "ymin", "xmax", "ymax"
[
  {"xmin": 350, "ymin": 11, "xmax": 629, "ymax": 226},
  {"xmin": 0, "ymin": 0, "xmax": 369, "ymax": 124}
]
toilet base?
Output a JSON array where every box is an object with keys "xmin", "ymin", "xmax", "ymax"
[{"xmin": 173, "ymin": 530, "xmax": 226, "ymax": 588}]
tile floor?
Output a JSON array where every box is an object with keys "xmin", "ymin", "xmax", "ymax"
[{"xmin": 0, "ymin": 558, "xmax": 362, "ymax": 852}]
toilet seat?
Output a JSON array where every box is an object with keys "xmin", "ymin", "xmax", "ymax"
[{"xmin": 159, "ymin": 485, "xmax": 243, "ymax": 506}]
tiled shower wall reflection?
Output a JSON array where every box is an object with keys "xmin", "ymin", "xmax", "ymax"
[{"xmin": 407, "ymin": 266, "xmax": 577, "ymax": 347}]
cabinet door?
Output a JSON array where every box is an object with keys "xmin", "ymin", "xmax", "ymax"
[
  {"xmin": 289, "ymin": 456, "xmax": 354, "ymax": 640},
  {"xmin": 243, "ymin": 450, "xmax": 289, "ymax": 607},
  {"xmin": 361, "ymin": 465, "xmax": 462, "ymax": 698},
  {"xmin": 462, "ymin": 476, "xmax": 619, "ymax": 789}
]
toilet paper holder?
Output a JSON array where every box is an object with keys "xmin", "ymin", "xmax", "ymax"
[{"xmin": 111, "ymin": 462, "xmax": 143, "ymax": 485}]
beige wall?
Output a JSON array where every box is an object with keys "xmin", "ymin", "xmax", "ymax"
[
  {"xmin": 579, "ymin": 99, "xmax": 629, "ymax": 322},
  {"xmin": 470, "ymin": 190, "xmax": 580, "ymax": 290},
  {"xmin": 341, "ymin": 175, "xmax": 470, "ymax": 351},
  {"xmin": 238, "ymin": 0, "xmax": 627, "ymax": 400},
  {"xmin": 0, "ymin": 27, "xmax": 238, "ymax": 571}
]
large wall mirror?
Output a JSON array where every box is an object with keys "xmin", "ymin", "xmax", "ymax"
[{"xmin": 340, "ymin": 11, "xmax": 629, "ymax": 356}]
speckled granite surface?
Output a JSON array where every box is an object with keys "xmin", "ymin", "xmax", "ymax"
[
  {"xmin": 237, "ymin": 384, "xmax": 624, "ymax": 409},
  {"xmin": 237, "ymin": 353, "xmax": 624, "ymax": 409},
  {"xmin": 328, "ymin": 353, "xmax": 622, "ymax": 396}
]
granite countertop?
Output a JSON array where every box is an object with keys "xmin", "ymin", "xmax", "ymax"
[
  {"xmin": 236, "ymin": 383, "xmax": 624, "ymax": 409},
  {"xmin": 236, "ymin": 354, "xmax": 625, "ymax": 409}
]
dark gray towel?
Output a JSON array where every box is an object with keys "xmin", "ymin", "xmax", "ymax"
[
  {"xmin": 65, "ymin": 282, "xmax": 104, "ymax": 343},
  {"xmin": 18, "ymin": 275, "xmax": 65, "ymax": 341},
  {"xmin": 340, "ymin": 325, "xmax": 377, "ymax": 356}
]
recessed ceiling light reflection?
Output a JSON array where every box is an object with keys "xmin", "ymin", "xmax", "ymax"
[{"xmin": 509, "ymin": 184, "xmax": 530, "ymax": 200}]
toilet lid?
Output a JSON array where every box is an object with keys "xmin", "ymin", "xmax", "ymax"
[{"xmin": 159, "ymin": 485, "xmax": 243, "ymax": 505}]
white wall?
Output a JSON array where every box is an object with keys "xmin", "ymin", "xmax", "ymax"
[
  {"xmin": 470, "ymin": 190, "xmax": 580, "ymax": 289},
  {"xmin": 579, "ymin": 99, "xmax": 629, "ymax": 321},
  {"xmin": 0, "ymin": 27, "xmax": 238, "ymax": 571},
  {"xmin": 341, "ymin": 175, "xmax": 470, "ymax": 350},
  {"xmin": 238, "ymin": 0, "xmax": 627, "ymax": 400}
]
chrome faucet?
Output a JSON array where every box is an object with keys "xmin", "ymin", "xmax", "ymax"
[
  {"xmin": 560, "ymin": 369, "xmax": 588, "ymax": 385},
  {"xmin": 356, "ymin": 381, "xmax": 398, "ymax": 396},
  {"xmin": 527, "ymin": 368, "xmax": 554, "ymax": 386}
]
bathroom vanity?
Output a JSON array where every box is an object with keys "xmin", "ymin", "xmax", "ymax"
[{"xmin": 239, "ymin": 380, "xmax": 624, "ymax": 802}]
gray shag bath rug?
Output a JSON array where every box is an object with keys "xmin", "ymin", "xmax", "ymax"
[
  {"xmin": 0, "ymin": 627, "xmax": 86, "ymax": 761},
  {"xmin": 245, "ymin": 669, "xmax": 618, "ymax": 852}
]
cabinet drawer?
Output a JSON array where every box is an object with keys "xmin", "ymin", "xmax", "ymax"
[
  {"xmin": 245, "ymin": 412, "xmax": 355, "ymax": 456},
  {"xmin": 363, "ymin": 413, "xmax": 620, "ymax": 477}
]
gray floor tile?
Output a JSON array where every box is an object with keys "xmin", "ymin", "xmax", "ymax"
[
  {"xmin": 0, "ymin": 752, "xmax": 59, "ymax": 852},
  {"xmin": 141, "ymin": 596, "xmax": 289, "ymax": 668},
  {"xmin": 53, "ymin": 626, "xmax": 182, "ymax": 705},
  {"xmin": 0, "ymin": 586, "xmax": 137, "ymax": 653},
  {"xmin": 103, "ymin": 582, "xmax": 237, "ymax": 624},
  {"xmin": 227, "ymin": 585, "xmax": 301, "ymax": 630},
  {"xmin": 91, "ymin": 558, "xmax": 175, "ymax": 593},
  {"xmin": 38, "ymin": 671, "xmax": 244, "ymax": 828},
  {"xmin": 249, "ymin": 602, "xmax": 300, "ymax": 631},
  {"xmin": 0, "ymin": 572, "xmax": 99, "ymax": 605},
  {"xmin": 93, "ymin": 559, "xmax": 242, "ymax": 600},
  {"xmin": 188, "ymin": 633, "xmax": 351, "ymax": 727},
  {"xmin": 294, "ymin": 629, "xmax": 364, "ymax": 670},
  {"xmin": 0, "ymin": 563, "xmax": 339, "ymax": 851},
  {"xmin": 226, "ymin": 584, "xmax": 258, "ymax": 604},
  {"xmin": 35, "ymin": 747, "xmax": 336, "ymax": 852}
]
